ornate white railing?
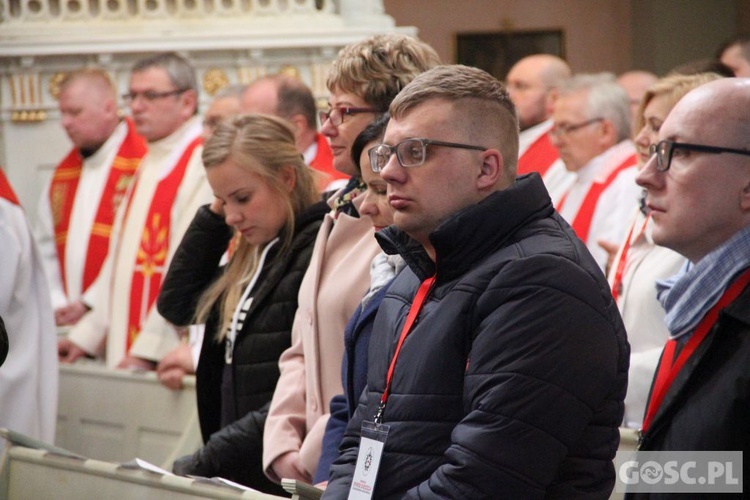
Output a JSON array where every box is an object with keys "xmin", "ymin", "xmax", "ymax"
[
  {"xmin": 1, "ymin": 0, "xmax": 335, "ymax": 23},
  {"xmin": 0, "ymin": 0, "xmax": 392, "ymax": 27},
  {"xmin": 0, "ymin": 0, "xmax": 410, "ymax": 217}
]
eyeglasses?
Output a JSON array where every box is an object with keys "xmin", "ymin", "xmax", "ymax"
[
  {"xmin": 648, "ymin": 139, "xmax": 750, "ymax": 172},
  {"xmin": 549, "ymin": 117, "xmax": 604, "ymax": 138},
  {"xmin": 122, "ymin": 89, "xmax": 187, "ymax": 103},
  {"xmin": 318, "ymin": 107, "xmax": 380, "ymax": 127},
  {"xmin": 368, "ymin": 138, "xmax": 487, "ymax": 172}
]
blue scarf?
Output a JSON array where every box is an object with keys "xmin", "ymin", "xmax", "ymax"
[{"xmin": 656, "ymin": 225, "xmax": 750, "ymax": 339}]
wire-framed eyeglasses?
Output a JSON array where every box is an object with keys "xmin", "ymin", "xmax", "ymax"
[
  {"xmin": 121, "ymin": 89, "xmax": 187, "ymax": 103},
  {"xmin": 648, "ymin": 139, "xmax": 750, "ymax": 172},
  {"xmin": 368, "ymin": 138, "xmax": 487, "ymax": 172},
  {"xmin": 318, "ymin": 107, "xmax": 381, "ymax": 127},
  {"xmin": 549, "ymin": 117, "xmax": 604, "ymax": 138}
]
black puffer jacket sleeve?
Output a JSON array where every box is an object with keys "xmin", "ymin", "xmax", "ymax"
[
  {"xmin": 0, "ymin": 315, "xmax": 8, "ymax": 367},
  {"xmin": 157, "ymin": 205, "xmax": 233, "ymax": 327},
  {"xmin": 173, "ymin": 402, "xmax": 281, "ymax": 492}
]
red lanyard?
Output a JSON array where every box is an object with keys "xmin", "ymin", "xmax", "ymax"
[
  {"xmin": 641, "ymin": 267, "xmax": 750, "ymax": 433},
  {"xmin": 374, "ymin": 275, "xmax": 436, "ymax": 424},
  {"xmin": 611, "ymin": 214, "xmax": 650, "ymax": 302}
]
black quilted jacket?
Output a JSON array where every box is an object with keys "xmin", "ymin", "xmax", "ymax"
[
  {"xmin": 157, "ymin": 200, "xmax": 328, "ymax": 491},
  {"xmin": 324, "ymin": 174, "xmax": 629, "ymax": 499}
]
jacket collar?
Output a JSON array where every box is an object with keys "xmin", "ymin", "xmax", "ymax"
[{"xmin": 376, "ymin": 173, "xmax": 554, "ymax": 282}]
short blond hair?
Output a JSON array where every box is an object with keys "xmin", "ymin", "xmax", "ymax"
[
  {"xmin": 59, "ymin": 68, "xmax": 117, "ymax": 99},
  {"xmin": 390, "ymin": 64, "xmax": 519, "ymax": 185},
  {"xmin": 327, "ymin": 34, "xmax": 441, "ymax": 111},
  {"xmin": 634, "ymin": 72, "xmax": 723, "ymax": 135}
]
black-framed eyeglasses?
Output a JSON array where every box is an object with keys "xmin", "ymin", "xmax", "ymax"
[
  {"xmin": 368, "ymin": 138, "xmax": 487, "ymax": 172},
  {"xmin": 648, "ymin": 139, "xmax": 750, "ymax": 172},
  {"xmin": 318, "ymin": 107, "xmax": 381, "ymax": 127},
  {"xmin": 122, "ymin": 89, "xmax": 187, "ymax": 104},
  {"xmin": 549, "ymin": 117, "xmax": 604, "ymax": 138}
]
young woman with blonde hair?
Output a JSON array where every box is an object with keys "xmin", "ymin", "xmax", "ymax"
[{"xmin": 157, "ymin": 114, "xmax": 328, "ymax": 493}]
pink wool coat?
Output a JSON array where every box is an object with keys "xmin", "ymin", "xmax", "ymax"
[{"xmin": 263, "ymin": 200, "xmax": 382, "ymax": 482}]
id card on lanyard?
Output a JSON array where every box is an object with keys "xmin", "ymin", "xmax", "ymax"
[
  {"xmin": 348, "ymin": 421, "xmax": 390, "ymax": 500},
  {"xmin": 348, "ymin": 275, "xmax": 436, "ymax": 499}
]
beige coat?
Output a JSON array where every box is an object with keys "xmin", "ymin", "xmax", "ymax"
[{"xmin": 263, "ymin": 200, "xmax": 381, "ymax": 481}]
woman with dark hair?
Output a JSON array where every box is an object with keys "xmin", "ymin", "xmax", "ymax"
[{"xmin": 314, "ymin": 115, "xmax": 403, "ymax": 484}]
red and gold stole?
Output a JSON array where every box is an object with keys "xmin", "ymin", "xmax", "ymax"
[
  {"xmin": 0, "ymin": 169, "xmax": 20, "ymax": 205},
  {"xmin": 125, "ymin": 136, "xmax": 202, "ymax": 351},
  {"xmin": 49, "ymin": 118, "xmax": 147, "ymax": 294}
]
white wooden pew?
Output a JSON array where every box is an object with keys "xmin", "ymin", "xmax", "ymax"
[
  {"xmin": 610, "ymin": 427, "xmax": 640, "ymax": 500},
  {"xmin": 56, "ymin": 362, "xmax": 201, "ymax": 468},
  {"xmin": 0, "ymin": 445, "xmax": 284, "ymax": 500}
]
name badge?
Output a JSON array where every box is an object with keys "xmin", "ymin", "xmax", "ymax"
[{"xmin": 348, "ymin": 421, "xmax": 390, "ymax": 500}]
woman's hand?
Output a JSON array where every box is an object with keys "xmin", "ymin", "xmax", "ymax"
[
  {"xmin": 272, "ymin": 451, "xmax": 311, "ymax": 484},
  {"xmin": 209, "ymin": 197, "xmax": 225, "ymax": 217}
]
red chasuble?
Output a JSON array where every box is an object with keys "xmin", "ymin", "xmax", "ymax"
[
  {"xmin": 124, "ymin": 137, "xmax": 202, "ymax": 351},
  {"xmin": 0, "ymin": 169, "xmax": 20, "ymax": 205},
  {"xmin": 556, "ymin": 154, "xmax": 637, "ymax": 243},
  {"xmin": 49, "ymin": 118, "xmax": 147, "ymax": 295},
  {"xmin": 517, "ymin": 132, "xmax": 560, "ymax": 177}
]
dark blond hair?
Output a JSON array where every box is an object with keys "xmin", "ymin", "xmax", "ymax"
[
  {"xmin": 390, "ymin": 64, "xmax": 519, "ymax": 185},
  {"xmin": 634, "ymin": 72, "xmax": 723, "ymax": 135},
  {"xmin": 196, "ymin": 114, "xmax": 318, "ymax": 337},
  {"xmin": 327, "ymin": 34, "xmax": 441, "ymax": 110}
]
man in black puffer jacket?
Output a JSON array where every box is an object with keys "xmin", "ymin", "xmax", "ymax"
[{"xmin": 323, "ymin": 65, "xmax": 629, "ymax": 499}]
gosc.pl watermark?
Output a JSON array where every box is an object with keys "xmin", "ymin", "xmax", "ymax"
[{"xmin": 615, "ymin": 451, "xmax": 743, "ymax": 493}]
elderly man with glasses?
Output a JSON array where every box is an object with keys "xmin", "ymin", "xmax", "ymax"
[
  {"xmin": 61, "ymin": 52, "xmax": 212, "ymax": 370},
  {"xmin": 628, "ymin": 78, "xmax": 750, "ymax": 498},
  {"xmin": 323, "ymin": 64, "xmax": 628, "ymax": 499},
  {"xmin": 549, "ymin": 73, "xmax": 642, "ymax": 272}
]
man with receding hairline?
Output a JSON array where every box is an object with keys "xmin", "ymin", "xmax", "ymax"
[
  {"xmin": 36, "ymin": 68, "xmax": 147, "ymax": 327},
  {"xmin": 324, "ymin": 64, "xmax": 628, "ymax": 499},
  {"xmin": 617, "ymin": 70, "xmax": 658, "ymax": 131},
  {"xmin": 550, "ymin": 73, "xmax": 640, "ymax": 271},
  {"xmin": 62, "ymin": 52, "xmax": 212, "ymax": 370},
  {"xmin": 506, "ymin": 54, "xmax": 572, "ymax": 193},
  {"xmin": 241, "ymin": 74, "xmax": 345, "ymax": 193},
  {"xmin": 630, "ymin": 78, "xmax": 750, "ymax": 498}
]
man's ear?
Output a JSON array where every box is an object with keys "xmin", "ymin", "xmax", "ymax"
[
  {"xmin": 181, "ymin": 89, "xmax": 199, "ymax": 119},
  {"xmin": 598, "ymin": 119, "xmax": 618, "ymax": 147},
  {"xmin": 544, "ymin": 88, "xmax": 559, "ymax": 117},
  {"xmin": 104, "ymin": 97, "xmax": 118, "ymax": 116},
  {"xmin": 477, "ymin": 149, "xmax": 504, "ymax": 190},
  {"xmin": 287, "ymin": 114, "xmax": 307, "ymax": 143}
]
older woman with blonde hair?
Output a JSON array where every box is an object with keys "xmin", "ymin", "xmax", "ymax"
[
  {"xmin": 157, "ymin": 114, "xmax": 328, "ymax": 493},
  {"xmin": 606, "ymin": 72, "xmax": 723, "ymax": 428},
  {"xmin": 263, "ymin": 33, "xmax": 440, "ymax": 485}
]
